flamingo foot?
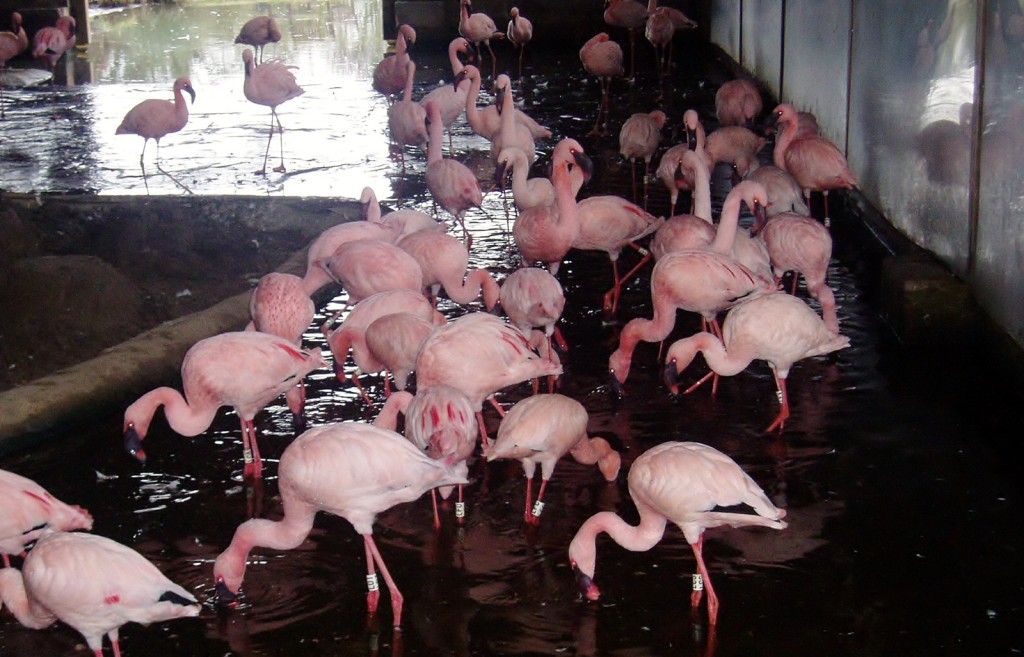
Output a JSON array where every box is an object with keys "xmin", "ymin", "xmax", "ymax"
[
  {"xmin": 366, "ymin": 589, "xmax": 381, "ymax": 615},
  {"xmin": 273, "ymin": 164, "xmax": 286, "ymax": 173}
]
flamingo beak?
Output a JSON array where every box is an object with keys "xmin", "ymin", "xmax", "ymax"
[
  {"xmin": 571, "ymin": 561, "xmax": 602, "ymax": 601},
  {"xmin": 185, "ymin": 85, "xmax": 196, "ymax": 105},
  {"xmin": 453, "ymin": 69, "xmax": 469, "ymax": 88},
  {"xmin": 123, "ymin": 423, "xmax": 147, "ymax": 464},
  {"xmin": 751, "ymin": 200, "xmax": 769, "ymax": 235},
  {"xmin": 574, "ymin": 151, "xmax": 595, "ymax": 180},
  {"xmin": 215, "ymin": 577, "xmax": 240, "ymax": 607},
  {"xmin": 495, "ymin": 85, "xmax": 506, "ymax": 115},
  {"xmin": 495, "ymin": 160, "xmax": 508, "ymax": 190},
  {"xmin": 663, "ymin": 359, "xmax": 682, "ymax": 396},
  {"xmin": 686, "ymin": 126, "xmax": 697, "ymax": 150},
  {"xmin": 608, "ymin": 370, "xmax": 626, "ymax": 397}
]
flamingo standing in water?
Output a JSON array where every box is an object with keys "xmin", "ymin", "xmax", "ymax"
[
  {"xmin": 234, "ymin": 15, "xmax": 281, "ymax": 63},
  {"xmin": 418, "ymin": 37, "xmax": 470, "ymax": 150},
  {"xmin": 573, "ymin": 194, "xmax": 663, "ymax": 313},
  {"xmin": 491, "ymin": 73, "xmax": 536, "ymax": 165},
  {"xmin": 507, "ymin": 7, "xmax": 533, "ymax": 80},
  {"xmin": 374, "ymin": 384, "xmax": 478, "ymax": 527},
  {"xmin": 495, "ymin": 146, "xmax": 555, "ymax": 211},
  {"xmin": 619, "ymin": 109, "xmax": 666, "ymax": 205},
  {"xmin": 513, "ymin": 138, "xmax": 593, "ymax": 273},
  {"xmin": 397, "ymin": 229, "xmax": 500, "ymax": 309},
  {"xmin": 458, "ymin": 0, "xmax": 504, "ymax": 81},
  {"xmin": 656, "ymin": 109, "xmax": 711, "ymax": 214},
  {"xmin": 0, "ymin": 530, "xmax": 200, "ymax": 656},
  {"xmin": 324, "ymin": 288, "xmax": 444, "ymax": 401},
  {"xmin": 744, "ymin": 165, "xmax": 810, "ymax": 217},
  {"xmin": 650, "ymin": 150, "xmax": 715, "ymax": 260},
  {"xmin": 579, "ymin": 33, "xmax": 624, "ymax": 136},
  {"xmin": 644, "ymin": 0, "xmax": 697, "ymax": 75},
  {"xmin": 486, "ymin": 394, "xmax": 621, "ymax": 525},
  {"xmin": 373, "ymin": 24, "xmax": 416, "ymax": 103},
  {"xmin": 32, "ymin": 15, "xmax": 75, "ymax": 82},
  {"xmin": 115, "ymin": 76, "xmax": 196, "ymax": 172},
  {"xmin": 664, "ymin": 292, "xmax": 850, "ymax": 431},
  {"xmin": 770, "ymin": 102, "xmax": 857, "ymax": 226},
  {"xmin": 644, "ymin": 7, "xmax": 674, "ymax": 77},
  {"xmin": 752, "ymin": 211, "xmax": 839, "ymax": 333},
  {"xmin": 424, "ymin": 99, "xmax": 482, "ymax": 245},
  {"xmin": 704, "ymin": 124, "xmax": 766, "ymax": 178},
  {"xmin": 363, "ymin": 312, "xmax": 436, "ymax": 395},
  {"xmin": 414, "ymin": 312, "xmax": 563, "ymax": 445},
  {"xmin": 213, "ymin": 422, "xmax": 468, "ymax": 628},
  {"xmin": 457, "ymin": 63, "xmax": 551, "ymax": 141},
  {"xmin": 715, "ymin": 78, "xmax": 763, "ymax": 128},
  {"xmin": 603, "ymin": 0, "xmax": 647, "ymax": 79},
  {"xmin": 569, "ymin": 441, "xmax": 787, "ymax": 626},
  {"xmin": 241, "ymin": 48, "xmax": 304, "ymax": 175},
  {"xmin": 122, "ymin": 331, "xmax": 327, "ymax": 479},
  {"xmin": 388, "ymin": 60, "xmax": 428, "ymax": 165},
  {"xmin": 247, "ymin": 272, "xmax": 316, "ymax": 417},
  {"xmin": 499, "ymin": 267, "xmax": 568, "ymax": 358},
  {"xmin": 0, "ymin": 469, "xmax": 92, "ymax": 567}
]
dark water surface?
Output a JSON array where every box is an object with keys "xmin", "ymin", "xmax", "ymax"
[{"xmin": 2, "ymin": 2, "xmax": 1024, "ymax": 656}]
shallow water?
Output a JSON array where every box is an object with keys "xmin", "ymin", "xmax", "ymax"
[{"xmin": 2, "ymin": 2, "xmax": 1024, "ymax": 657}]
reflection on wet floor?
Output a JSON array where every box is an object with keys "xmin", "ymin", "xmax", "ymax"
[{"xmin": 2, "ymin": 3, "xmax": 1024, "ymax": 657}]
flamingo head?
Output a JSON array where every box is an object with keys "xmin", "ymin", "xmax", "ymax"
[
  {"xmin": 123, "ymin": 421, "xmax": 147, "ymax": 464},
  {"xmin": 174, "ymin": 77, "xmax": 196, "ymax": 105},
  {"xmin": 398, "ymin": 23, "xmax": 417, "ymax": 47},
  {"xmin": 608, "ymin": 349, "xmax": 630, "ymax": 393},
  {"xmin": 214, "ymin": 576, "xmax": 241, "ymax": 608},
  {"xmin": 570, "ymin": 560, "xmax": 602, "ymax": 601}
]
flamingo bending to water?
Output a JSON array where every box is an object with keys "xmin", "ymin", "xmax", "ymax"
[
  {"xmin": 569, "ymin": 441, "xmax": 787, "ymax": 625},
  {"xmin": 499, "ymin": 267, "xmax": 568, "ymax": 357},
  {"xmin": 364, "ymin": 312, "xmax": 436, "ymax": 395},
  {"xmin": 397, "ymin": 229, "xmax": 499, "ymax": 309},
  {"xmin": 234, "ymin": 15, "xmax": 281, "ymax": 63},
  {"xmin": 122, "ymin": 331, "xmax": 326, "ymax": 479},
  {"xmin": 664, "ymin": 292, "xmax": 850, "ymax": 431},
  {"xmin": 0, "ymin": 531, "xmax": 199, "ymax": 656},
  {"xmin": 214, "ymin": 422, "xmax": 467, "ymax": 628},
  {"xmin": 319, "ymin": 238, "xmax": 424, "ymax": 304},
  {"xmin": 0, "ymin": 469, "xmax": 92, "ymax": 568},
  {"xmin": 486, "ymin": 394, "xmax": 620, "ymax": 525},
  {"xmin": 301, "ymin": 220, "xmax": 398, "ymax": 296},
  {"xmin": 241, "ymin": 49, "xmax": 304, "ymax": 175},
  {"xmin": 115, "ymin": 76, "xmax": 195, "ymax": 170}
]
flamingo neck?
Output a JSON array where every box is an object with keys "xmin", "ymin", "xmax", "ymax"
[
  {"xmin": 0, "ymin": 569, "xmax": 56, "ymax": 630},
  {"xmin": 690, "ymin": 158, "xmax": 712, "ymax": 221},
  {"xmin": 372, "ymin": 391, "xmax": 413, "ymax": 430},
  {"xmin": 464, "ymin": 73, "xmax": 487, "ymax": 135},
  {"xmin": 710, "ymin": 191, "xmax": 743, "ymax": 254},
  {"xmin": 128, "ymin": 387, "xmax": 217, "ymax": 438},
  {"xmin": 568, "ymin": 509, "xmax": 667, "ymax": 578},
  {"xmin": 448, "ymin": 42, "xmax": 465, "ymax": 76},
  {"xmin": 402, "ymin": 61, "xmax": 416, "ymax": 103},
  {"xmin": 364, "ymin": 197, "xmax": 382, "ymax": 223},
  {"xmin": 697, "ymin": 330, "xmax": 756, "ymax": 377},
  {"xmin": 426, "ymin": 108, "xmax": 443, "ymax": 164},
  {"xmin": 774, "ymin": 116, "xmax": 796, "ymax": 169}
]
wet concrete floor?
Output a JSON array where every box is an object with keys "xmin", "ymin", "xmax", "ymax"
[{"xmin": 2, "ymin": 2, "xmax": 1024, "ymax": 656}]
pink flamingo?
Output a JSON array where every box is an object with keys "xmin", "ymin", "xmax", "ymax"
[
  {"xmin": 424, "ymin": 99, "xmax": 482, "ymax": 245},
  {"xmin": 499, "ymin": 267, "xmax": 568, "ymax": 357},
  {"xmin": 602, "ymin": 0, "xmax": 647, "ymax": 79},
  {"xmin": 491, "ymin": 73, "xmax": 536, "ymax": 165},
  {"xmin": 486, "ymin": 394, "xmax": 620, "ymax": 525},
  {"xmin": 569, "ymin": 441, "xmax": 787, "ymax": 625},
  {"xmin": 241, "ymin": 48, "xmax": 305, "ymax": 175},
  {"xmin": 574, "ymin": 194, "xmax": 664, "ymax": 313},
  {"xmin": 360, "ymin": 186, "xmax": 444, "ymax": 238},
  {"xmin": 0, "ymin": 530, "xmax": 200, "ymax": 657},
  {"xmin": 579, "ymin": 33, "xmax": 624, "ymax": 136},
  {"xmin": 32, "ymin": 15, "xmax": 75, "ymax": 81},
  {"xmin": 373, "ymin": 24, "xmax": 417, "ymax": 103},
  {"xmin": 213, "ymin": 422, "xmax": 467, "ymax": 628},
  {"xmin": 122, "ymin": 331, "xmax": 327, "ymax": 479},
  {"xmin": 234, "ymin": 15, "xmax": 281, "ymax": 63},
  {"xmin": 457, "ymin": 63, "xmax": 551, "ymax": 141},
  {"xmin": 771, "ymin": 102, "xmax": 857, "ymax": 226},
  {"xmin": 0, "ymin": 469, "xmax": 92, "ymax": 568},
  {"xmin": 619, "ymin": 109, "xmax": 666, "ymax": 204},
  {"xmin": 374, "ymin": 384, "xmax": 477, "ymax": 527},
  {"xmin": 495, "ymin": 146, "xmax": 555, "ymax": 211},
  {"xmin": 418, "ymin": 37, "xmax": 471, "ymax": 151},
  {"xmin": 704, "ymin": 125, "xmax": 765, "ymax": 178},
  {"xmin": 388, "ymin": 59, "xmax": 427, "ymax": 165},
  {"xmin": 644, "ymin": 7, "xmax": 674, "ymax": 76},
  {"xmin": 715, "ymin": 79, "xmax": 763, "ymax": 128},
  {"xmin": 650, "ymin": 150, "xmax": 715, "ymax": 260},
  {"xmin": 664, "ymin": 292, "xmax": 849, "ymax": 431},
  {"xmin": 301, "ymin": 220, "xmax": 399, "ymax": 296},
  {"xmin": 396, "ymin": 229, "xmax": 500, "ymax": 309},
  {"xmin": 325, "ymin": 289, "xmax": 444, "ymax": 399},
  {"xmin": 458, "ymin": 0, "xmax": 504, "ymax": 81},
  {"xmin": 247, "ymin": 272, "xmax": 316, "ymax": 416},
  {"xmin": 115, "ymin": 76, "xmax": 195, "ymax": 170},
  {"xmin": 513, "ymin": 138, "xmax": 593, "ymax": 273},
  {"xmin": 319, "ymin": 238, "xmax": 424, "ymax": 304},
  {"xmin": 607, "ymin": 248, "xmax": 776, "ymax": 390},
  {"xmin": 710, "ymin": 180, "xmax": 773, "ymax": 283},
  {"xmin": 507, "ymin": 7, "xmax": 533, "ymax": 80},
  {"xmin": 655, "ymin": 110, "xmax": 712, "ymax": 214},
  {"xmin": 0, "ymin": 12, "xmax": 28, "ymax": 63},
  {"xmin": 752, "ymin": 211, "xmax": 839, "ymax": 333},
  {"xmin": 364, "ymin": 312, "xmax": 436, "ymax": 395},
  {"xmin": 415, "ymin": 312, "xmax": 563, "ymax": 445},
  {"xmin": 744, "ymin": 165, "xmax": 810, "ymax": 216}
]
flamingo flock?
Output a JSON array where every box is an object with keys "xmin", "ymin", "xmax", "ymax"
[{"xmin": 0, "ymin": 4, "xmax": 868, "ymax": 653}]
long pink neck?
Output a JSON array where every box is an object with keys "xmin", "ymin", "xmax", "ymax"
[
  {"xmin": 372, "ymin": 391, "xmax": 413, "ymax": 430},
  {"xmin": 0, "ymin": 569, "xmax": 57, "ymax": 630},
  {"xmin": 214, "ymin": 512, "xmax": 316, "ymax": 593},
  {"xmin": 402, "ymin": 60, "xmax": 416, "ymax": 103},
  {"xmin": 498, "ymin": 85, "xmax": 516, "ymax": 143},
  {"xmin": 426, "ymin": 107, "xmax": 443, "ymax": 164},
  {"xmin": 444, "ymin": 269, "xmax": 498, "ymax": 308},
  {"xmin": 568, "ymin": 509, "xmax": 667, "ymax": 578},
  {"xmin": 689, "ymin": 155, "xmax": 712, "ymax": 221},
  {"xmin": 609, "ymin": 304, "xmax": 679, "ymax": 383},
  {"xmin": 710, "ymin": 190, "xmax": 744, "ymax": 254},
  {"xmin": 698, "ymin": 331, "xmax": 756, "ymax": 377},
  {"xmin": 774, "ymin": 115, "xmax": 796, "ymax": 169},
  {"xmin": 464, "ymin": 72, "xmax": 488, "ymax": 135},
  {"xmin": 132, "ymin": 388, "xmax": 218, "ymax": 437},
  {"xmin": 448, "ymin": 42, "xmax": 465, "ymax": 77},
  {"xmin": 364, "ymin": 196, "xmax": 382, "ymax": 222}
]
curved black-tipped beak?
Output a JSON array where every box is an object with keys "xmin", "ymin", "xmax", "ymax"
[
  {"xmin": 185, "ymin": 85, "xmax": 196, "ymax": 105},
  {"xmin": 674, "ymin": 161, "xmax": 691, "ymax": 187},
  {"xmin": 495, "ymin": 85, "xmax": 507, "ymax": 115},
  {"xmin": 494, "ymin": 160, "xmax": 508, "ymax": 190},
  {"xmin": 751, "ymin": 200, "xmax": 769, "ymax": 235},
  {"xmin": 663, "ymin": 359, "xmax": 681, "ymax": 396},
  {"xmin": 608, "ymin": 370, "xmax": 626, "ymax": 398},
  {"xmin": 571, "ymin": 561, "xmax": 593, "ymax": 596},
  {"xmin": 123, "ymin": 424, "xmax": 147, "ymax": 463},
  {"xmin": 730, "ymin": 165, "xmax": 742, "ymax": 186},
  {"xmin": 686, "ymin": 126, "xmax": 697, "ymax": 151},
  {"xmin": 453, "ymin": 69, "xmax": 469, "ymax": 88},
  {"xmin": 215, "ymin": 577, "xmax": 240, "ymax": 608},
  {"xmin": 574, "ymin": 151, "xmax": 595, "ymax": 181}
]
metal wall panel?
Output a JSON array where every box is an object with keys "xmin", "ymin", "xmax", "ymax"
[
  {"xmin": 710, "ymin": 0, "xmax": 742, "ymax": 61},
  {"xmin": 782, "ymin": 0, "xmax": 851, "ymax": 146},
  {"xmin": 848, "ymin": 0, "xmax": 976, "ymax": 275},
  {"xmin": 741, "ymin": 0, "xmax": 784, "ymax": 97},
  {"xmin": 974, "ymin": 1, "xmax": 1024, "ymax": 346}
]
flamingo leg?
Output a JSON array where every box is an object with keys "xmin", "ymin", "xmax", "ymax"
[
  {"xmin": 630, "ymin": 158, "xmax": 639, "ymax": 204},
  {"xmin": 476, "ymin": 410, "xmax": 491, "ymax": 447},
  {"xmin": 822, "ymin": 190, "xmax": 832, "ymax": 227},
  {"xmin": 689, "ymin": 534, "xmax": 719, "ymax": 625},
  {"xmin": 241, "ymin": 419, "xmax": 263, "ymax": 479},
  {"xmin": 518, "ymin": 44, "xmax": 525, "ymax": 80},
  {"xmin": 553, "ymin": 326, "xmax": 569, "ymax": 352},
  {"xmin": 351, "ymin": 373, "xmax": 374, "ymax": 406},
  {"xmin": 272, "ymin": 109, "xmax": 287, "ymax": 173},
  {"xmin": 523, "ymin": 476, "xmax": 533, "ymax": 523},
  {"xmin": 486, "ymin": 40, "xmax": 499, "ymax": 81},
  {"xmin": 364, "ymin": 534, "xmax": 404, "ymax": 628},
  {"xmin": 257, "ymin": 110, "xmax": 275, "ymax": 175},
  {"xmin": 528, "ymin": 478, "xmax": 549, "ymax": 526},
  {"xmin": 457, "ymin": 484, "xmax": 466, "ymax": 524},
  {"xmin": 364, "ymin": 538, "xmax": 381, "ymax": 615},
  {"xmin": 431, "ymin": 489, "xmax": 441, "ymax": 530},
  {"xmin": 764, "ymin": 372, "xmax": 791, "ymax": 433}
]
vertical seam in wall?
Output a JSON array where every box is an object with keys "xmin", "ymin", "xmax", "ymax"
[
  {"xmin": 779, "ymin": 0, "xmax": 787, "ymax": 99},
  {"xmin": 967, "ymin": 0, "xmax": 987, "ymax": 278},
  {"xmin": 844, "ymin": 0, "xmax": 855, "ymax": 156},
  {"xmin": 738, "ymin": 0, "xmax": 744, "ymax": 67}
]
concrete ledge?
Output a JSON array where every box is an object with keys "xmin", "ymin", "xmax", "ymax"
[{"xmin": 880, "ymin": 256, "xmax": 976, "ymax": 347}]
